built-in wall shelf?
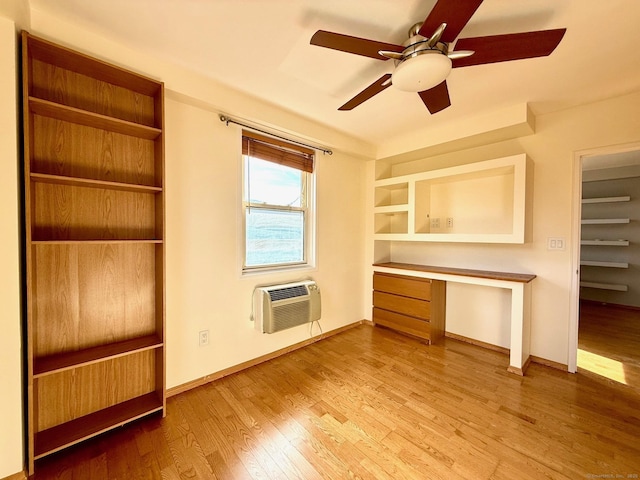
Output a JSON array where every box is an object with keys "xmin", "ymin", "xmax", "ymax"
[
  {"xmin": 581, "ymin": 218, "xmax": 630, "ymax": 225},
  {"xmin": 580, "ymin": 180, "xmax": 636, "ymax": 306},
  {"xmin": 580, "ymin": 260, "xmax": 629, "ymax": 268},
  {"xmin": 582, "ymin": 196, "xmax": 630, "ymax": 204},
  {"xmin": 373, "ymin": 154, "xmax": 530, "ymax": 243},
  {"xmin": 581, "ymin": 239, "xmax": 629, "ymax": 246},
  {"xmin": 580, "ymin": 281, "xmax": 628, "ymax": 292}
]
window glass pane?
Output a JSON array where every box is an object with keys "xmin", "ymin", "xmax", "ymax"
[
  {"xmin": 245, "ymin": 208, "xmax": 304, "ymax": 267},
  {"xmin": 245, "ymin": 157, "xmax": 302, "ymax": 207}
]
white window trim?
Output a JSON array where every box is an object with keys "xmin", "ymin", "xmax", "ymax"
[{"xmin": 240, "ymin": 155, "xmax": 317, "ymax": 276}]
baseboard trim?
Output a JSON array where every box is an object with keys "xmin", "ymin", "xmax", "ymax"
[
  {"xmin": 580, "ymin": 299, "xmax": 640, "ymax": 312},
  {"xmin": 167, "ymin": 320, "xmax": 366, "ymax": 398},
  {"xmin": 444, "ymin": 331, "xmax": 510, "ymax": 355},
  {"xmin": 168, "ymin": 320, "xmax": 570, "ymax": 398},
  {"xmin": 530, "ymin": 355, "xmax": 568, "ymax": 372},
  {"xmin": 443, "ymin": 332, "xmax": 567, "ymax": 373},
  {"xmin": 1, "ymin": 470, "xmax": 27, "ymax": 480},
  {"xmin": 507, "ymin": 356, "xmax": 532, "ymax": 376}
]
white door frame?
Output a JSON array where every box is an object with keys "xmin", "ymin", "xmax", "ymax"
[{"xmin": 568, "ymin": 141, "xmax": 640, "ymax": 372}]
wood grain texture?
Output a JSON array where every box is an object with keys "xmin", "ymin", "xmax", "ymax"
[
  {"xmin": 35, "ymin": 392, "xmax": 163, "ymax": 459},
  {"xmin": 31, "ymin": 325, "xmax": 640, "ymax": 479},
  {"xmin": 373, "ymin": 272, "xmax": 432, "ymax": 300},
  {"xmin": 33, "ymin": 183, "xmax": 158, "ymax": 240},
  {"xmin": 375, "ymin": 261, "xmax": 536, "ymax": 283},
  {"xmin": 29, "ymin": 99, "xmax": 162, "ymax": 140},
  {"xmin": 27, "ymin": 34, "xmax": 161, "ymax": 97},
  {"xmin": 32, "ymin": 115, "xmax": 157, "ymax": 186},
  {"xmin": 373, "ymin": 307, "xmax": 432, "ymax": 340},
  {"xmin": 373, "ymin": 291, "xmax": 431, "ymax": 319},
  {"xmin": 33, "ymin": 244, "xmax": 157, "ymax": 357},
  {"xmin": 578, "ymin": 301, "xmax": 640, "ymax": 393},
  {"xmin": 24, "ymin": 32, "xmax": 166, "ymax": 474},
  {"xmin": 31, "ymin": 59, "xmax": 157, "ymax": 127},
  {"xmin": 34, "ymin": 335, "xmax": 163, "ymax": 377},
  {"xmin": 36, "ymin": 350, "xmax": 156, "ymax": 431}
]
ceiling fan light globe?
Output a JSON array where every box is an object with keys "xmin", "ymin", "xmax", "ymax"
[{"xmin": 392, "ymin": 52, "xmax": 452, "ymax": 92}]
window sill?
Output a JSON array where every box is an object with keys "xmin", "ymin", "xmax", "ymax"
[{"xmin": 241, "ymin": 262, "xmax": 317, "ymax": 278}]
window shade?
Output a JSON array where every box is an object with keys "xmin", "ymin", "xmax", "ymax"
[{"xmin": 242, "ymin": 130, "xmax": 314, "ymax": 173}]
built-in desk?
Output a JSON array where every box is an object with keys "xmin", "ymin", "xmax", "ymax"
[{"xmin": 373, "ymin": 262, "xmax": 536, "ymax": 375}]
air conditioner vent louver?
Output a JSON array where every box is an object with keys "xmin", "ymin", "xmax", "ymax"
[
  {"xmin": 268, "ymin": 285, "xmax": 308, "ymax": 301},
  {"xmin": 254, "ymin": 280, "xmax": 321, "ymax": 334}
]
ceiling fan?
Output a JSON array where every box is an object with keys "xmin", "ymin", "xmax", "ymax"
[{"xmin": 310, "ymin": 0, "xmax": 566, "ymax": 114}]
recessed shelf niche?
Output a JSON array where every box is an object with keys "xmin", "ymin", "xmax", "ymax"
[{"xmin": 373, "ymin": 154, "xmax": 530, "ymax": 243}]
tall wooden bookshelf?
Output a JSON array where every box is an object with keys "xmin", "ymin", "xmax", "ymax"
[{"xmin": 22, "ymin": 32, "xmax": 165, "ymax": 473}]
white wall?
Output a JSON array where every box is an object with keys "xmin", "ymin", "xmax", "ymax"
[
  {"xmin": 370, "ymin": 90, "xmax": 640, "ymax": 366},
  {"xmin": 0, "ymin": 13, "xmax": 25, "ymax": 479},
  {"xmin": 164, "ymin": 97, "xmax": 367, "ymax": 387}
]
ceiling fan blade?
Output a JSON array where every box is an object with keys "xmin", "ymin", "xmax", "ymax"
[
  {"xmin": 418, "ymin": 81, "xmax": 451, "ymax": 114},
  {"xmin": 339, "ymin": 74, "xmax": 392, "ymax": 110},
  {"xmin": 452, "ymin": 29, "xmax": 566, "ymax": 68},
  {"xmin": 419, "ymin": 0, "xmax": 483, "ymax": 43},
  {"xmin": 311, "ymin": 30, "xmax": 404, "ymax": 61}
]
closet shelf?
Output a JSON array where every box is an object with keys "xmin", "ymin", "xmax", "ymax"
[
  {"xmin": 581, "ymin": 196, "xmax": 630, "ymax": 204},
  {"xmin": 581, "ymin": 218, "xmax": 630, "ymax": 225},
  {"xmin": 580, "ymin": 281, "xmax": 628, "ymax": 292},
  {"xmin": 580, "ymin": 239, "xmax": 629, "ymax": 246},
  {"xmin": 580, "ymin": 260, "xmax": 629, "ymax": 268},
  {"xmin": 29, "ymin": 97, "xmax": 162, "ymax": 140}
]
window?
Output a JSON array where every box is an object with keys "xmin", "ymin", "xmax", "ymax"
[{"xmin": 242, "ymin": 131, "xmax": 315, "ymax": 272}]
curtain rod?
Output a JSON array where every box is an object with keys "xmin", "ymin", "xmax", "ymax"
[{"xmin": 219, "ymin": 114, "xmax": 333, "ymax": 155}]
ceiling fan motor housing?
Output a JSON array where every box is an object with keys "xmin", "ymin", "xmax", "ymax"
[{"xmin": 392, "ymin": 31, "xmax": 452, "ymax": 92}]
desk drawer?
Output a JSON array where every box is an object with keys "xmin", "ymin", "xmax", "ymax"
[
  {"xmin": 373, "ymin": 291, "xmax": 430, "ymax": 320},
  {"xmin": 373, "ymin": 273, "xmax": 431, "ymax": 300},
  {"xmin": 373, "ymin": 307, "xmax": 432, "ymax": 341}
]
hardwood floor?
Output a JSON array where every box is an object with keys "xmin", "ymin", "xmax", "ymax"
[
  {"xmin": 578, "ymin": 301, "xmax": 640, "ymax": 392},
  {"xmin": 33, "ymin": 324, "xmax": 640, "ymax": 479}
]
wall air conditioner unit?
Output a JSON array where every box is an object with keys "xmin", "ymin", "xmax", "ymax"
[{"xmin": 254, "ymin": 280, "xmax": 321, "ymax": 333}]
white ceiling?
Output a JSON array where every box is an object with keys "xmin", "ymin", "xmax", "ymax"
[{"xmin": 29, "ymin": 0, "xmax": 640, "ymax": 148}]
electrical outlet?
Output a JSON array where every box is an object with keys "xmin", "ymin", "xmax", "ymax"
[
  {"xmin": 446, "ymin": 217, "xmax": 453, "ymax": 228},
  {"xmin": 430, "ymin": 217, "xmax": 440, "ymax": 228},
  {"xmin": 199, "ymin": 329, "xmax": 209, "ymax": 346}
]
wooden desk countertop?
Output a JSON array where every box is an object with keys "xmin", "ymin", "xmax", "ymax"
[{"xmin": 373, "ymin": 262, "xmax": 536, "ymax": 284}]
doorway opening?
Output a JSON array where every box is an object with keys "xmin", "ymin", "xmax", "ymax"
[{"xmin": 571, "ymin": 146, "xmax": 640, "ymax": 392}]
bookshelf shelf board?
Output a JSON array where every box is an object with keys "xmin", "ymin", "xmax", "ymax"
[
  {"xmin": 31, "ymin": 173, "xmax": 162, "ymax": 193},
  {"xmin": 34, "ymin": 393, "xmax": 163, "ymax": 459},
  {"xmin": 34, "ymin": 335, "xmax": 163, "ymax": 377}
]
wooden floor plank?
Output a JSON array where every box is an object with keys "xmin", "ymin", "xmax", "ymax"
[{"xmin": 32, "ymin": 314, "xmax": 640, "ymax": 479}]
